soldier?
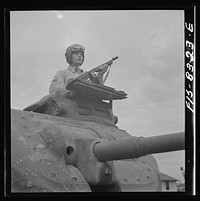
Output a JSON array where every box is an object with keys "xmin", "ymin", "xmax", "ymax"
[{"xmin": 49, "ymin": 44, "xmax": 107, "ymax": 98}]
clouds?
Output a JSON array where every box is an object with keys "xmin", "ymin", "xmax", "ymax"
[
  {"xmin": 126, "ymin": 15, "xmax": 184, "ymax": 107},
  {"xmin": 112, "ymin": 15, "xmax": 184, "ymax": 138}
]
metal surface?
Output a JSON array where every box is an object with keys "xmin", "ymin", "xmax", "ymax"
[
  {"xmin": 11, "ymin": 108, "xmax": 165, "ymax": 192},
  {"xmin": 11, "ymin": 82, "xmax": 185, "ymax": 192},
  {"xmin": 93, "ymin": 132, "xmax": 185, "ymax": 162},
  {"xmin": 11, "ymin": 109, "xmax": 92, "ymax": 192}
]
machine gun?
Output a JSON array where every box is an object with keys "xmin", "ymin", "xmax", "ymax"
[
  {"xmin": 66, "ymin": 56, "xmax": 119, "ymax": 89},
  {"xmin": 65, "ymin": 56, "xmax": 126, "ymax": 100}
]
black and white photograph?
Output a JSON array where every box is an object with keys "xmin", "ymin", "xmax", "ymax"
[{"xmin": 5, "ymin": 8, "xmax": 195, "ymax": 195}]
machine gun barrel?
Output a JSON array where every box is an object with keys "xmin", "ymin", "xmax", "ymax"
[
  {"xmin": 93, "ymin": 56, "xmax": 119, "ymax": 72},
  {"xmin": 93, "ymin": 132, "xmax": 185, "ymax": 162}
]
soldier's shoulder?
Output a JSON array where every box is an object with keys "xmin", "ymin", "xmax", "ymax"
[{"xmin": 55, "ymin": 69, "xmax": 69, "ymax": 75}]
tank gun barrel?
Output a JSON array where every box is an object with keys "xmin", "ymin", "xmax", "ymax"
[{"xmin": 93, "ymin": 132, "xmax": 185, "ymax": 162}]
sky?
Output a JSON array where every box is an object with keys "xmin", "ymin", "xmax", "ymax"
[{"xmin": 10, "ymin": 10, "xmax": 185, "ymax": 182}]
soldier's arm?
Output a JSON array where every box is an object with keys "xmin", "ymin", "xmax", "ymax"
[
  {"xmin": 97, "ymin": 67, "xmax": 108, "ymax": 84},
  {"xmin": 49, "ymin": 71, "xmax": 72, "ymax": 95}
]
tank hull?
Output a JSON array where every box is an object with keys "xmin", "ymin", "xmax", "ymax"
[{"xmin": 11, "ymin": 109, "xmax": 161, "ymax": 192}]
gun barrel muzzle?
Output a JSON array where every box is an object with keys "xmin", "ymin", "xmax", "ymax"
[{"xmin": 112, "ymin": 56, "xmax": 119, "ymax": 60}]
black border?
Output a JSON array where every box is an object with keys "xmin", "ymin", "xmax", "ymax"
[
  {"xmin": 4, "ymin": 6, "xmax": 196, "ymax": 197},
  {"xmin": 184, "ymin": 7, "xmax": 195, "ymax": 195}
]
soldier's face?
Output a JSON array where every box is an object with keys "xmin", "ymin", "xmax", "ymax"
[{"xmin": 71, "ymin": 52, "xmax": 84, "ymax": 67}]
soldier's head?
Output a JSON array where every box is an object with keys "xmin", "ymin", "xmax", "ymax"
[{"xmin": 65, "ymin": 44, "xmax": 85, "ymax": 67}]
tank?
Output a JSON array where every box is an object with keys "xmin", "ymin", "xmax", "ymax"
[{"xmin": 11, "ymin": 77, "xmax": 185, "ymax": 192}]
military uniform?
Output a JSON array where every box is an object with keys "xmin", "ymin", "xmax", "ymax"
[
  {"xmin": 49, "ymin": 44, "xmax": 85, "ymax": 95},
  {"xmin": 49, "ymin": 65, "xmax": 84, "ymax": 94}
]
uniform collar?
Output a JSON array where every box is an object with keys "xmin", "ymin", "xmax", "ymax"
[{"xmin": 68, "ymin": 65, "xmax": 83, "ymax": 73}]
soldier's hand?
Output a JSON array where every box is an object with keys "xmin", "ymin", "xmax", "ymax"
[
  {"xmin": 89, "ymin": 72, "xmax": 97, "ymax": 78},
  {"xmin": 89, "ymin": 72, "xmax": 101, "ymax": 84},
  {"xmin": 98, "ymin": 66, "xmax": 108, "ymax": 76},
  {"xmin": 65, "ymin": 91, "xmax": 74, "ymax": 98}
]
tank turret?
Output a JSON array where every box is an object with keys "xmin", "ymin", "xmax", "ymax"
[{"xmin": 11, "ymin": 71, "xmax": 185, "ymax": 192}]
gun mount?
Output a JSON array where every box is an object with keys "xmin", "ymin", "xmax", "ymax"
[{"xmin": 11, "ymin": 61, "xmax": 185, "ymax": 192}]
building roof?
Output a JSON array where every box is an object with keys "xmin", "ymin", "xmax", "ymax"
[{"xmin": 159, "ymin": 172, "xmax": 178, "ymax": 181}]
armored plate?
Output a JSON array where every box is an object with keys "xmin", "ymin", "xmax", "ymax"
[
  {"xmin": 11, "ymin": 109, "xmax": 91, "ymax": 192},
  {"xmin": 11, "ymin": 109, "xmax": 162, "ymax": 192}
]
